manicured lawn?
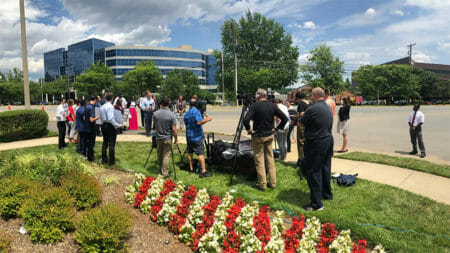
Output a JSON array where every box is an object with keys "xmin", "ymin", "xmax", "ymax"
[
  {"xmin": 335, "ymin": 151, "xmax": 450, "ymax": 178},
  {"xmin": 1, "ymin": 142, "xmax": 449, "ymax": 252}
]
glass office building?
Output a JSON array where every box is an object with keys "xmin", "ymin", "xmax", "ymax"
[{"xmin": 44, "ymin": 39, "xmax": 218, "ymax": 90}]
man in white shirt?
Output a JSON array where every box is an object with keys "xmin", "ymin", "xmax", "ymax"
[
  {"xmin": 140, "ymin": 90, "xmax": 156, "ymax": 136},
  {"xmin": 408, "ymin": 104, "xmax": 426, "ymax": 158},
  {"xmin": 274, "ymin": 98, "xmax": 291, "ymax": 161},
  {"xmin": 56, "ymin": 98, "xmax": 67, "ymax": 150},
  {"xmin": 100, "ymin": 92, "xmax": 122, "ymax": 165}
]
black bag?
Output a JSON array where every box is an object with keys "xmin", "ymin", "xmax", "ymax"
[{"xmin": 335, "ymin": 173, "xmax": 358, "ymax": 187}]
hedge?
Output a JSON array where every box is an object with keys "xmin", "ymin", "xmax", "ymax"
[{"xmin": 0, "ymin": 109, "xmax": 48, "ymax": 142}]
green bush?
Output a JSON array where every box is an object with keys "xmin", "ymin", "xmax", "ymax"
[
  {"xmin": 0, "ymin": 230, "xmax": 13, "ymax": 253},
  {"xmin": 0, "ymin": 109, "xmax": 48, "ymax": 142},
  {"xmin": 74, "ymin": 203, "xmax": 132, "ymax": 253},
  {"xmin": 61, "ymin": 172, "xmax": 102, "ymax": 209},
  {"xmin": 20, "ymin": 187, "xmax": 76, "ymax": 244},
  {"xmin": 0, "ymin": 153, "xmax": 86, "ymax": 185},
  {"xmin": 0, "ymin": 177, "xmax": 42, "ymax": 219}
]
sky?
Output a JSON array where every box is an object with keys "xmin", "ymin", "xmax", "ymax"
[{"xmin": 0, "ymin": 0, "xmax": 449, "ymax": 83}]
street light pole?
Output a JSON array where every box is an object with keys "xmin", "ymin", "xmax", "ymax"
[{"xmin": 19, "ymin": 0, "xmax": 30, "ymax": 108}]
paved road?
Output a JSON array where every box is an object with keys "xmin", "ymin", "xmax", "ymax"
[{"xmin": 3, "ymin": 105, "xmax": 450, "ymax": 162}]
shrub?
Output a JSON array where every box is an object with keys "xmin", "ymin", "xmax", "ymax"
[
  {"xmin": 74, "ymin": 203, "xmax": 132, "ymax": 253},
  {"xmin": 0, "ymin": 177, "xmax": 42, "ymax": 219},
  {"xmin": 61, "ymin": 172, "xmax": 102, "ymax": 209},
  {"xmin": 0, "ymin": 153, "xmax": 86, "ymax": 185},
  {"xmin": 20, "ymin": 187, "xmax": 76, "ymax": 244},
  {"xmin": 0, "ymin": 230, "xmax": 13, "ymax": 253},
  {"xmin": 0, "ymin": 109, "xmax": 48, "ymax": 142}
]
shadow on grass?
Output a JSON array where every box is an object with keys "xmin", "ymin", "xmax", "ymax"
[{"xmin": 277, "ymin": 188, "xmax": 310, "ymax": 207}]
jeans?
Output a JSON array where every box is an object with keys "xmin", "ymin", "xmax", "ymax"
[
  {"xmin": 275, "ymin": 130, "xmax": 288, "ymax": 160},
  {"xmin": 304, "ymin": 135, "xmax": 334, "ymax": 209},
  {"xmin": 57, "ymin": 121, "xmax": 66, "ymax": 149},
  {"xmin": 102, "ymin": 123, "xmax": 117, "ymax": 165}
]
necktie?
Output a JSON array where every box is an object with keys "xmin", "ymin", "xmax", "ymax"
[{"xmin": 411, "ymin": 111, "xmax": 417, "ymax": 127}]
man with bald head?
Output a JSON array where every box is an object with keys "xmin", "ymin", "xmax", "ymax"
[{"xmin": 299, "ymin": 87, "xmax": 334, "ymax": 211}]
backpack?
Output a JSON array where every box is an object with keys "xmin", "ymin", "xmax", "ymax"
[{"xmin": 335, "ymin": 173, "xmax": 358, "ymax": 187}]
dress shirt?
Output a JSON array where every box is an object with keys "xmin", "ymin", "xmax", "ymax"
[
  {"xmin": 56, "ymin": 104, "xmax": 66, "ymax": 121},
  {"xmin": 408, "ymin": 110, "xmax": 424, "ymax": 127},
  {"xmin": 140, "ymin": 97, "xmax": 155, "ymax": 111},
  {"xmin": 100, "ymin": 102, "xmax": 121, "ymax": 128}
]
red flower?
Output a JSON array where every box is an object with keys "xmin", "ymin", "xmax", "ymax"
[
  {"xmin": 352, "ymin": 239, "xmax": 368, "ymax": 253},
  {"xmin": 253, "ymin": 205, "xmax": 271, "ymax": 251},
  {"xmin": 222, "ymin": 198, "xmax": 246, "ymax": 252},
  {"xmin": 168, "ymin": 185, "xmax": 198, "ymax": 234},
  {"xmin": 191, "ymin": 195, "xmax": 221, "ymax": 251},
  {"xmin": 223, "ymin": 230, "xmax": 241, "ymax": 253},
  {"xmin": 316, "ymin": 223, "xmax": 339, "ymax": 252},
  {"xmin": 133, "ymin": 176, "xmax": 156, "ymax": 208},
  {"xmin": 150, "ymin": 178, "xmax": 177, "ymax": 222},
  {"xmin": 284, "ymin": 214, "xmax": 306, "ymax": 252}
]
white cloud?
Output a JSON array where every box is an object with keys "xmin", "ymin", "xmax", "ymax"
[
  {"xmin": 391, "ymin": 9, "xmax": 404, "ymax": 16},
  {"xmin": 303, "ymin": 21, "xmax": 317, "ymax": 30},
  {"xmin": 365, "ymin": 8, "xmax": 376, "ymax": 17}
]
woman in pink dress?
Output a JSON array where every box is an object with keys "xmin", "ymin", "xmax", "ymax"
[{"xmin": 128, "ymin": 95, "xmax": 139, "ymax": 130}]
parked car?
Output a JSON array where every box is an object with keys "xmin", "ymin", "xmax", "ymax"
[{"xmin": 12, "ymin": 101, "xmax": 23, "ymax": 105}]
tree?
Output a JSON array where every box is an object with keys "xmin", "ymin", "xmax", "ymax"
[
  {"xmin": 300, "ymin": 45, "xmax": 345, "ymax": 94},
  {"xmin": 413, "ymin": 68, "xmax": 438, "ymax": 98},
  {"xmin": 0, "ymin": 68, "xmax": 40, "ymax": 104},
  {"xmin": 42, "ymin": 76, "xmax": 70, "ymax": 97},
  {"xmin": 217, "ymin": 10, "xmax": 299, "ymax": 100},
  {"xmin": 161, "ymin": 69, "xmax": 200, "ymax": 100},
  {"xmin": 352, "ymin": 64, "xmax": 422, "ymax": 103},
  {"xmin": 73, "ymin": 62, "xmax": 116, "ymax": 96},
  {"xmin": 122, "ymin": 60, "xmax": 163, "ymax": 94}
]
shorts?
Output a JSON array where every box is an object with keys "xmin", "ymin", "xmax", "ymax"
[
  {"xmin": 187, "ymin": 139, "xmax": 204, "ymax": 155},
  {"xmin": 337, "ymin": 120, "xmax": 349, "ymax": 135}
]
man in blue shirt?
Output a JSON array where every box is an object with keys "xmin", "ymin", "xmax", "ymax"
[
  {"xmin": 100, "ymin": 92, "xmax": 122, "ymax": 165},
  {"xmin": 184, "ymin": 98, "xmax": 212, "ymax": 178},
  {"xmin": 75, "ymin": 100, "xmax": 87, "ymax": 156},
  {"xmin": 85, "ymin": 96, "xmax": 101, "ymax": 162}
]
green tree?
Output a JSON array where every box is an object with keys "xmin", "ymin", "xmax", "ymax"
[
  {"xmin": 217, "ymin": 11, "xmax": 299, "ymax": 100},
  {"xmin": 162, "ymin": 70, "xmax": 186, "ymax": 100},
  {"xmin": 300, "ymin": 45, "xmax": 345, "ymax": 94},
  {"xmin": 122, "ymin": 60, "xmax": 163, "ymax": 94},
  {"xmin": 413, "ymin": 68, "xmax": 438, "ymax": 98},
  {"xmin": 42, "ymin": 76, "xmax": 69, "ymax": 97},
  {"xmin": 73, "ymin": 62, "xmax": 116, "ymax": 96}
]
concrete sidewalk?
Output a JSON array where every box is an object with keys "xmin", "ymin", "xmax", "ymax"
[
  {"xmin": 284, "ymin": 144, "xmax": 450, "ymax": 205},
  {"xmin": 0, "ymin": 134, "xmax": 449, "ymax": 205}
]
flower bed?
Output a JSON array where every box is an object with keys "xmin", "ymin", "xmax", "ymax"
[{"xmin": 124, "ymin": 174, "xmax": 386, "ymax": 253}]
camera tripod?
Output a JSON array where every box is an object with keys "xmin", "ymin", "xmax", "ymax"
[
  {"xmin": 144, "ymin": 134, "xmax": 179, "ymax": 180},
  {"xmin": 229, "ymin": 101, "xmax": 252, "ymax": 185}
]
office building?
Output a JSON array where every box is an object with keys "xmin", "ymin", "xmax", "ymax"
[{"xmin": 44, "ymin": 39, "xmax": 218, "ymax": 90}]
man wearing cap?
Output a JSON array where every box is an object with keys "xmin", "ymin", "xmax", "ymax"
[{"xmin": 85, "ymin": 96, "xmax": 101, "ymax": 162}]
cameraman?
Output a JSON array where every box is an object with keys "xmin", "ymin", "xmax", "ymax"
[
  {"xmin": 243, "ymin": 88, "xmax": 288, "ymax": 191},
  {"xmin": 184, "ymin": 98, "xmax": 213, "ymax": 178}
]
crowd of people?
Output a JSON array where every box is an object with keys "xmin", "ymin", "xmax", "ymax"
[{"xmin": 56, "ymin": 87, "xmax": 358, "ymax": 210}]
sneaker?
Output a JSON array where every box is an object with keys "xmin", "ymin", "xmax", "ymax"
[
  {"xmin": 420, "ymin": 153, "xmax": 426, "ymax": 158},
  {"xmin": 303, "ymin": 204, "xmax": 324, "ymax": 211},
  {"xmin": 409, "ymin": 151, "xmax": 418, "ymax": 155},
  {"xmin": 199, "ymin": 171, "xmax": 213, "ymax": 178}
]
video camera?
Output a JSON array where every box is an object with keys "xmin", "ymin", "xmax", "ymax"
[
  {"xmin": 237, "ymin": 91, "xmax": 256, "ymax": 106},
  {"xmin": 267, "ymin": 88, "xmax": 275, "ymax": 101},
  {"xmin": 196, "ymin": 99, "xmax": 207, "ymax": 116}
]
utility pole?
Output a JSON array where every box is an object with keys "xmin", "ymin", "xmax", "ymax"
[
  {"xmin": 407, "ymin": 43, "xmax": 416, "ymax": 65},
  {"xmin": 230, "ymin": 23, "xmax": 238, "ymax": 106},
  {"xmin": 19, "ymin": 0, "xmax": 30, "ymax": 108},
  {"xmin": 221, "ymin": 51, "xmax": 225, "ymax": 104}
]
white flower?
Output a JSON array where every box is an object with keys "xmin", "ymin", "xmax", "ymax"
[
  {"xmin": 157, "ymin": 182, "xmax": 185, "ymax": 225},
  {"xmin": 179, "ymin": 188, "xmax": 210, "ymax": 243},
  {"xmin": 373, "ymin": 244, "xmax": 386, "ymax": 253},
  {"xmin": 297, "ymin": 216, "xmax": 321, "ymax": 253},
  {"xmin": 140, "ymin": 176, "xmax": 165, "ymax": 214},
  {"xmin": 329, "ymin": 229, "xmax": 353, "ymax": 253},
  {"xmin": 124, "ymin": 185, "xmax": 136, "ymax": 204},
  {"xmin": 265, "ymin": 210, "xmax": 285, "ymax": 253}
]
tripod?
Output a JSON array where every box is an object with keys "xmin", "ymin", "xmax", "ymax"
[
  {"xmin": 229, "ymin": 102, "xmax": 251, "ymax": 185},
  {"xmin": 143, "ymin": 134, "xmax": 178, "ymax": 180}
]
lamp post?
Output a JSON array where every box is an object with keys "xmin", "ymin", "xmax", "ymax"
[{"xmin": 19, "ymin": 0, "xmax": 30, "ymax": 108}]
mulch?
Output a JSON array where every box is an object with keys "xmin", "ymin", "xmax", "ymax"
[{"xmin": 0, "ymin": 168, "xmax": 192, "ymax": 253}]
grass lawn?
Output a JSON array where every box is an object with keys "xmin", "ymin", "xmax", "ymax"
[
  {"xmin": 335, "ymin": 151, "xmax": 450, "ymax": 178},
  {"xmin": 1, "ymin": 142, "xmax": 449, "ymax": 252}
]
